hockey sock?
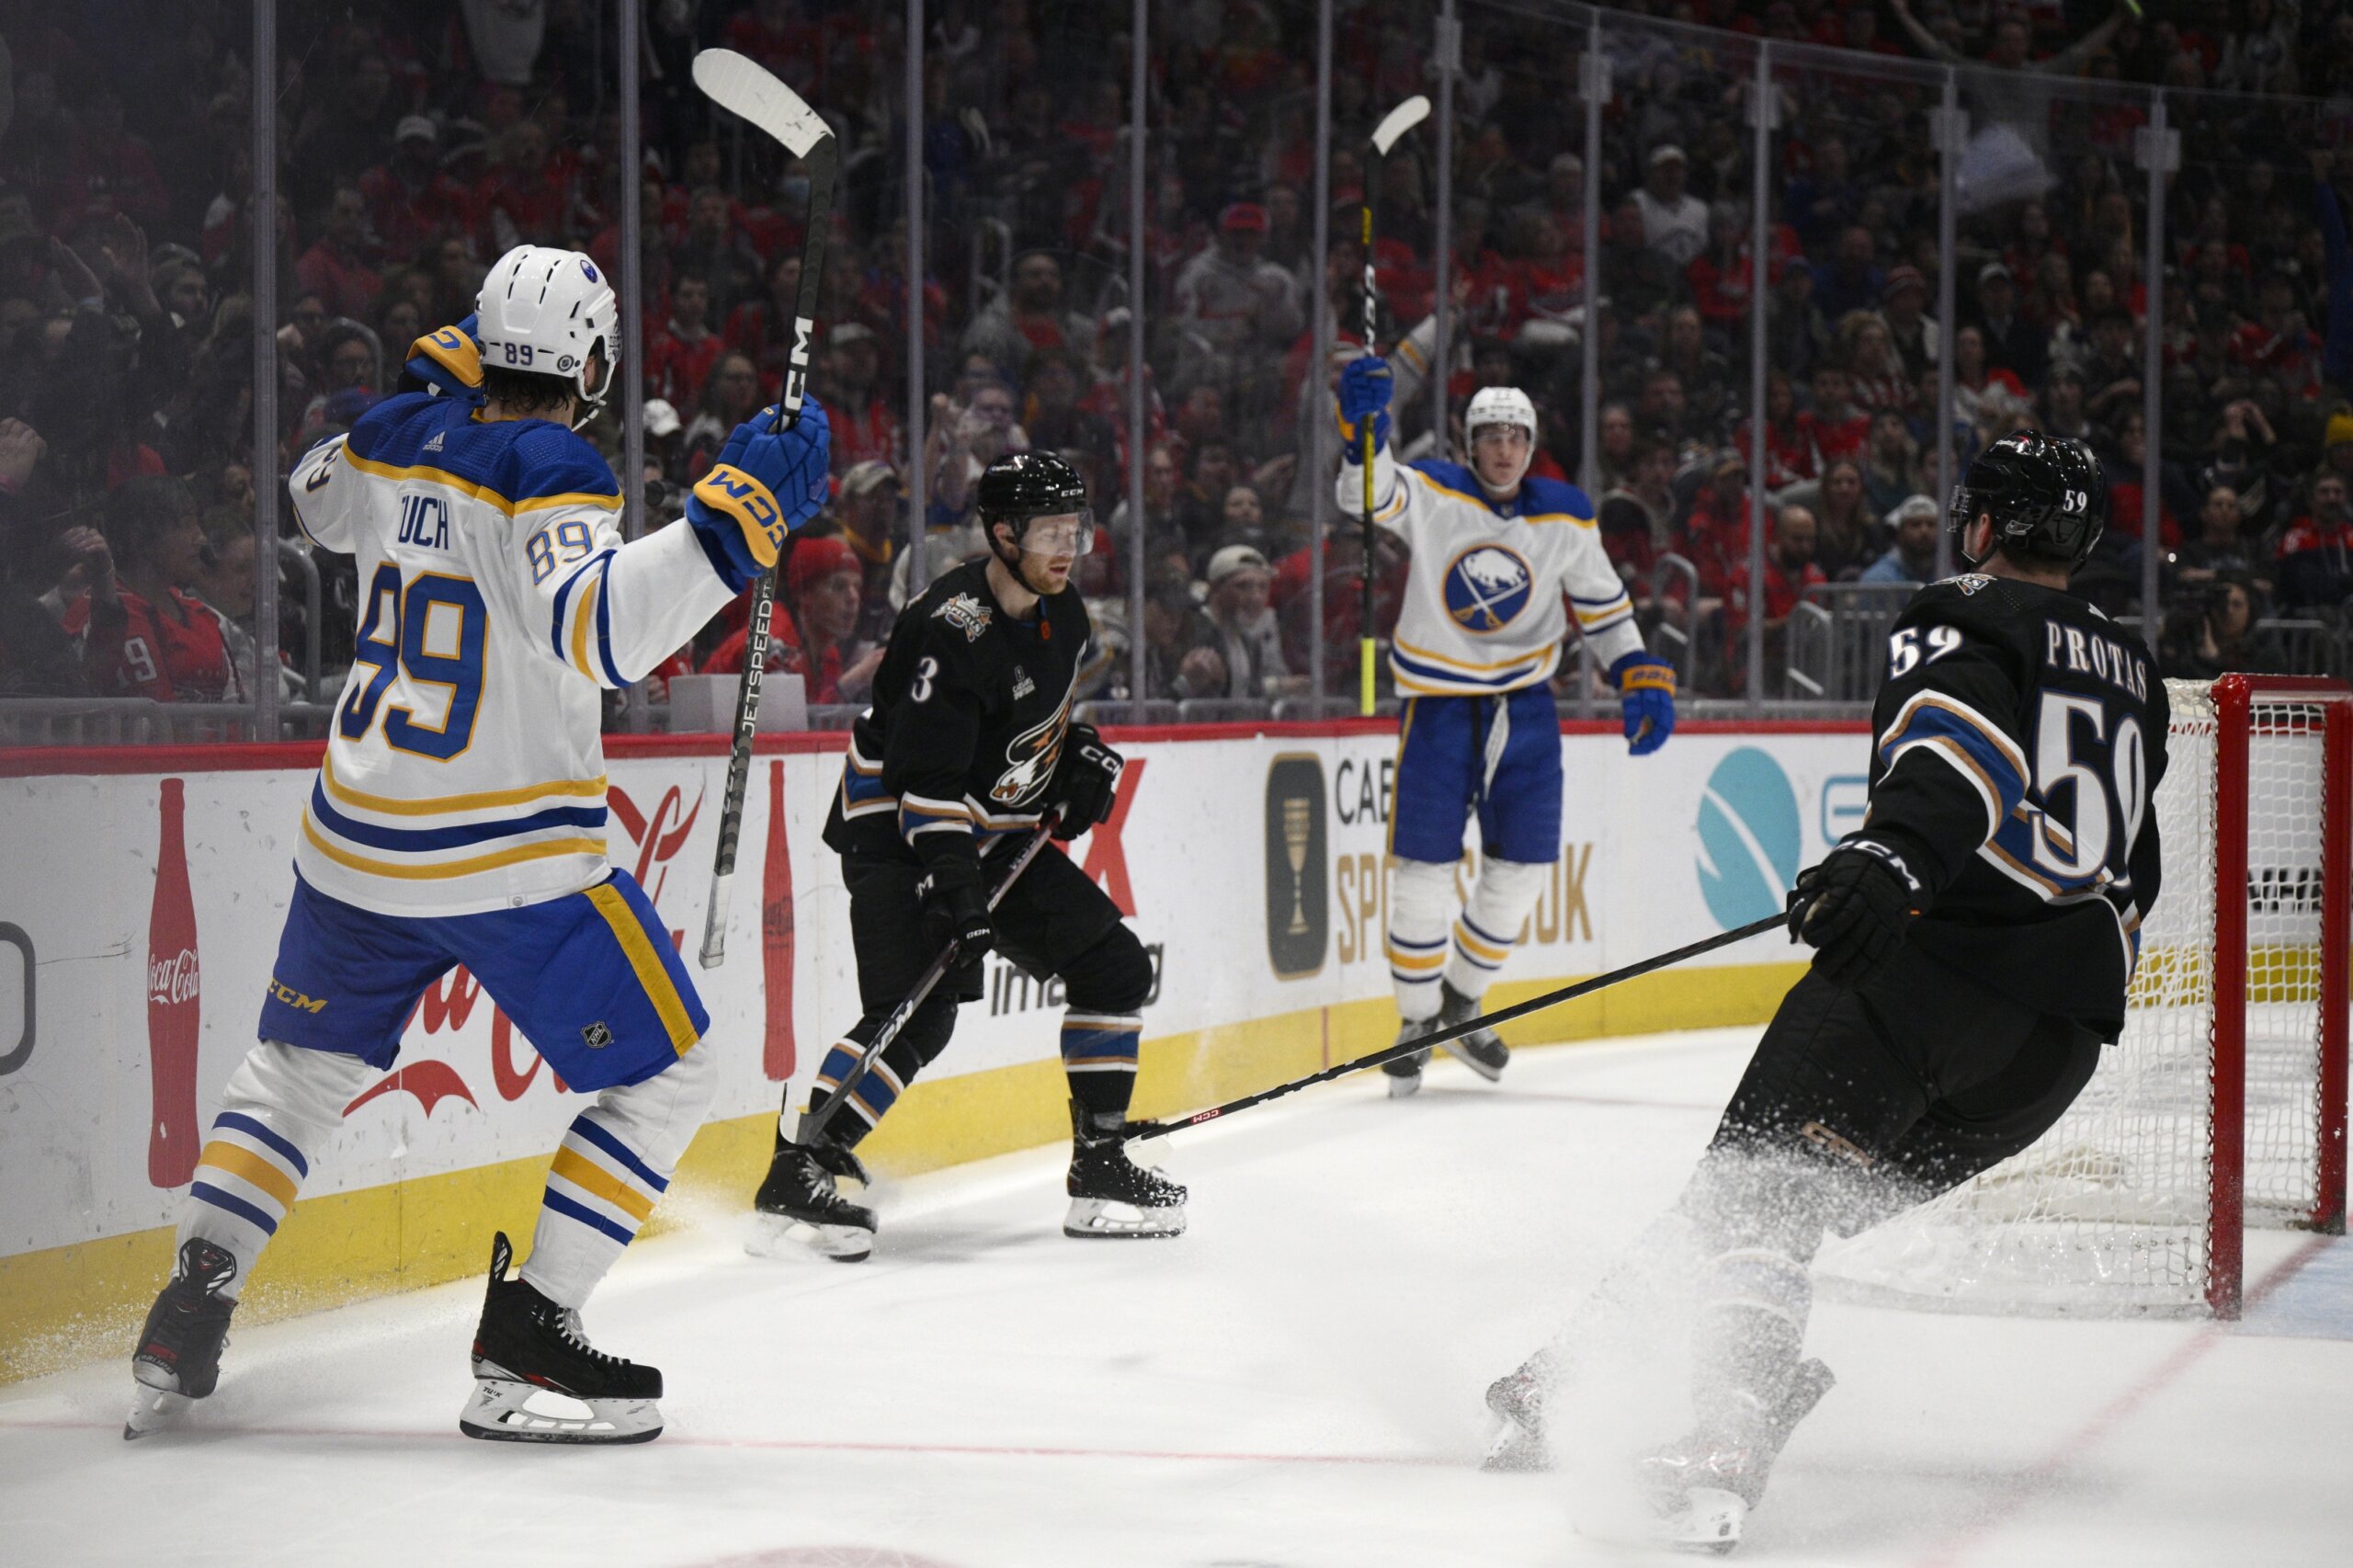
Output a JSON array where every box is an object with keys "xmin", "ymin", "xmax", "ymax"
[
  {"xmin": 181, "ymin": 1041, "xmax": 372, "ymax": 1297},
  {"xmin": 1445, "ymin": 856, "xmax": 1547, "ymax": 1000},
  {"xmin": 1691, "ymin": 1245, "xmax": 1813, "ymax": 1429},
  {"xmin": 807, "ymin": 1036, "xmax": 908, "ymax": 1146},
  {"xmin": 1387, "ymin": 858, "xmax": 1456, "ymax": 1021},
  {"xmin": 524, "ymin": 1040, "xmax": 715, "ymax": 1309},
  {"xmin": 1061, "ymin": 1010, "xmax": 1142, "ymax": 1129}
]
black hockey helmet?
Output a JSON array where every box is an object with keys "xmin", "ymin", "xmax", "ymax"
[
  {"xmin": 976, "ymin": 450, "xmax": 1093, "ymax": 559},
  {"xmin": 1950, "ymin": 430, "xmax": 2106, "ymax": 569}
]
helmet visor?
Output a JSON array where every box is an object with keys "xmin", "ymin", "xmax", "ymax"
[{"xmin": 1016, "ymin": 510, "xmax": 1095, "ymax": 559}]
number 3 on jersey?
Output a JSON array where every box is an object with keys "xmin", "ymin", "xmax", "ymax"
[{"xmin": 338, "ymin": 562, "xmax": 488, "ymax": 759}]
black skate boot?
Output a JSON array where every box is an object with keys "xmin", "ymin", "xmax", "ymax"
[
  {"xmin": 125, "ymin": 1238, "xmax": 240, "ymax": 1438},
  {"xmin": 1641, "ymin": 1358, "xmax": 1836, "ymax": 1553},
  {"xmin": 460, "ymin": 1231, "xmax": 664, "ymax": 1444},
  {"xmin": 1065, "ymin": 1103, "xmax": 1187, "ymax": 1238},
  {"xmin": 748, "ymin": 1115, "xmax": 878, "ymax": 1262},
  {"xmin": 1384, "ymin": 1015, "xmax": 1438, "ymax": 1097},
  {"xmin": 1439, "ymin": 979, "xmax": 1510, "ymax": 1082},
  {"xmin": 1481, "ymin": 1349, "xmax": 1563, "ymax": 1471}
]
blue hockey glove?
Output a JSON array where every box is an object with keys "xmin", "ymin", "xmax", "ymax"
[
  {"xmin": 688, "ymin": 398, "xmax": 832, "ymax": 592},
  {"xmin": 1786, "ymin": 838, "xmax": 1926, "ymax": 988},
  {"xmin": 407, "ymin": 314, "xmax": 483, "ymax": 400},
  {"xmin": 1609, "ymin": 651, "xmax": 1677, "ymax": 756},
  {"xmin": 1336, "ymin": 354, "xmax": 1392, "ymax": 456}
]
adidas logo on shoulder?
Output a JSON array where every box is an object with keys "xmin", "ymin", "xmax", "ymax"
[{"xmin": 422, "ymin": 430, "xmax": 445, "ymax": 453}]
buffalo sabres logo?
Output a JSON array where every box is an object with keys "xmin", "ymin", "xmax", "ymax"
[
  {"xmin": 1442, "ymin": 545, "xmax": 1534, "ymax": 633},
  {"xmin": 991, "ymin": 707, "xmax": 1069, "ymax": 806}
]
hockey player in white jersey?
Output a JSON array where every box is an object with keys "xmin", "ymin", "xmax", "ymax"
[
  {"xmin": 1335, "ymin": 356, "xmax": 1676, "ymax": 1096},
  {"xmin": 125, "ymin": 244, "xmax": 831, "ymax": 1444}
]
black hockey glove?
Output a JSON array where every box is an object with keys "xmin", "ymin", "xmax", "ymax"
[
  {"xmin": 1051, "ymin": 722, "xmax": 1125, "ymax": 838},
  {"xmin": 919, "ymin": 863, "xmax": 995, "ymax": 966},
  {"xmin": 1785, "ymin": 838, "xmax": 1927, "ymax": 988}
]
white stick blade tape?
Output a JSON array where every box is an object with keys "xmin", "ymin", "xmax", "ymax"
[
  {"xmin": 692, "ymin": 49, "xmax": 831, "ymax": 158},
  {"xmin": 1370, "ymin": 96, "xmax": 1432, "ymax": 155}
]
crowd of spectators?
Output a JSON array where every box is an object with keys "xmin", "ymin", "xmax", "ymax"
[{"xmin": 6, "ymin": 0, "xmax": 2353, "ymax": 717}]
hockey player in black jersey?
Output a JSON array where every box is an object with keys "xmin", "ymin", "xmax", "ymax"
[
  {"xmin": 1483, "ymin": 432, "xmax": 2167, "ymax": 1551},
  {"xmin": 748, "ymin": 451, "xmax": 1182, "ymax": 1260}
]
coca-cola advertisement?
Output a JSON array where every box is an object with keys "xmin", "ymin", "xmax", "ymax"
[
  {"xmin": 762, "ymin": 759, "xmax": 796, "ymax": 1080},
  {"xmin": 146, "ymin": 778, "xmax": 201, "ymax": 1187}
]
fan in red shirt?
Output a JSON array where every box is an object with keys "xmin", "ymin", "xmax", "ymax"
[
  {"xmin": 814, "ymin": 324, "xmax": 902, "ymax": 473},
  {"xmin": 360, "ymin": 119, "xmax": 475, "ymax": 266},
  {"xmin": 62, "ymin": 478, "xmax": 237, "ymax": 701},
  {"xmin": 1723, "ymin": 502, "xmax": 1827, "ymax": 692},
  {"xmin": 1733, "ymin": 370, "xmax": 1819, "ymax": 492},
  {"xmin": 1805, "ymin": 362, "xmax": 1872, "ymax": 467},
  {"xmin": 700, "ymin": 536, "xmax": 881, "ymax": 707},
  {"xmin": 648, "ymin": 272, "xmax": 725, "ymax": 409}
]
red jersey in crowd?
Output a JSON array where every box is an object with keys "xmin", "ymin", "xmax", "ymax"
[
  {"xmin": 2105, "ymin": 481, "xmax": 2183, "ymax": 551},
  {"xmin": 1733, "ymin": 415, "xmax": 1819, "ymax": 490},
  {"xmin": 1724, "ymin": 553, "xmax": 1828, "ymax": 636},
  {"xmin": 649, "ymin": 326, "xmax": 724, "ymax": 408},
  {"xmin": 1807, "ymin": 408, "xmax": 1872, "ymax": 467},
  {"xmin": 826, "ymin": 395, "xmax": 902, "ymax": 473},
  {"xmin": 63, "ymin": 586, "xmax": 237, "ymax": 702}
]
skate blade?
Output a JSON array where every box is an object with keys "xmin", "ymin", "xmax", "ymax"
[
  {"xmin": 745, "ymin": 1210, "xmax": 872, "ymax": 1264},
  {"xmin": 1446, "ymin": 1038, "xmax": 1509, "ymax": 1082},
  {"xmin": 1654, "ymin": 1486, "xmax": 1746, "ymax": 1555},
  {"xmin": 1480, "ymin": 1413, "xmax": 1552, "ymax": 1472},
  {"xmin": 458, "ymin": 1378, "xmax": 662, "ymax": 1445},
  {"xmin": 123, "ymin": 1385, "xmax": 191, "ymax": 1440},
  {"xmin": 1063, "ymin": 1196, "xmax": 1186, "ymax": 1239}
]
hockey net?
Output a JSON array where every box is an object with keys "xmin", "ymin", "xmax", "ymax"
[{"xmin": 1815, "ymin": 676, "xmax": 2349, "ymax": 1318}]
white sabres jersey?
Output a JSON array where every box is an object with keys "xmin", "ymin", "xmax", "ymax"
[
  {"xmin": 1336, "ymin": 449, "xmax": 1644, "ymax": 696},
  {"xmin": 287, "ymin": 392, "xmax": 733, "ymax": 915}
]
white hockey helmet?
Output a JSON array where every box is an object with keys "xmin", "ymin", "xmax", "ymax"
[
  {"xmin": 475, "ymin": 244, "xmax": 620, "ymax": 418},
  {"xmin": 1464, "ymin": 385, "xmax": 1539, "ymax": 494}
]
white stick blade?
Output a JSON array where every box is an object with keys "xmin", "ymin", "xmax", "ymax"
[
  {"xmin": 692, "ymin": 49, "xmax": 832, "ymax": 158},
  {"xmin": 1370, "ymin": 96, "xmax": 1432, "ymax": 155}
]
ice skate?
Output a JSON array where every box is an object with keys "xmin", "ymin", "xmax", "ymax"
[
  {"xmin": 1439, "ymin": 979, "xmax": 1509, "ymax": 1081},
  {"xmin": 1641, "ymin": 1358, "xmax": 1836, "ymax": 1553},
  {"xmin": 749, "ymin": 1131, "xmax": 879, "ymax": 1262},
  {"xmin": 1064, "ymin": 1103, "xmax": 1186, "ymax": 1238},
  {"xmin": 459, "ymin": 1232, "xmax": 663, "ymax": 1444},
  {"xmin": 1384, "ymin": 1016, "xmax": 1438, "ymax": 1097},
  {"xmin": 1481, "ymin": 1352, "xmax": 1560, "ymax": 1471},
  {"xmin": 125, "ymin": 1238, "xmax": 239, "ymax": 1439}
]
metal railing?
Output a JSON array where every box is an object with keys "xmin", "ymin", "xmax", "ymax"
[{"xmin": 1785, "ymin": 585, "xmax": 1919, "ymax": 702}]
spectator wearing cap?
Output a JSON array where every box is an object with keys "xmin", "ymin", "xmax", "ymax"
[
  {"xmin": 1971, "ymin": 261, "xmax": 2049, "ymax": 387},
  {"xmin": 961, "ymin": 251, "xmax": 1094, "ymax": 385},
  {"xmin": 359, "ymin": 118, "xmax": 473, "ymax": 267},
  {"xmin": 1859, "ymin": 494, "xmax": 1944, "ymax": 585},
  {"xmin": 701, "ymin": 536, "xmax": 882, "ymax": 705},
  {"xmin": 1633, "ymin": 144, "xmax": 1710, "ymax": 268},
  {"xmin": 1172, "ymin": 203, "xmax": 1303, "ymax": 382},
  {"xmin": 819, "ymin": 323, "xmax": 903, "ymax": 474},
  {"xmin": 829, "ymin": 460, "xmax": 905, "ymax": 642},
  {"xmin": 1190, "ymin": 543, "xmax": 1302, "ymax": 701},
  {"xmin": 1881, "ymin": 265, "xmax": 1940, "ymax": 378},
  {"xmin": 2173, "ymin": 483, "xmax": 2275, "ymax": 605},
  {"xmin": 293, "ymin": 186, "xmax": 383, "ymax": 322}
]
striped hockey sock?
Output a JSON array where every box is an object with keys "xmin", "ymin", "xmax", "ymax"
[
  {"xmin": 1061, "ymin": 1011, "xmax": 1141, "ymax": 1125},
  {"xmin": 1443, "ymin": 857, "xmax": 1548, "ymax": 1000},
  {"xmin": 184, "ymin": 1111, "xmax": 310, "ymax": 1291}
]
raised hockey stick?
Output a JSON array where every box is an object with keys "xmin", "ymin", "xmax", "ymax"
[
  {"xmin": 694, "ymin": 48, "xmax": 839, "ymax": 969},
  {"xmin": 1126, "ymin": 912, "xmax": 1785, "ymax": 1142},
  {"xmin": 799, "ymin": 824, "xmax": 1058, "ymax": 1145},
  {"xmin": 1358, "ymin": 94, "xmax": 1429, "ymax": 718}
]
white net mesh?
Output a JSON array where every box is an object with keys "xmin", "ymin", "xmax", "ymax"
[{"xmin": 1814, "ymin": 679, "xmax": 2341, "ymax": 1316}]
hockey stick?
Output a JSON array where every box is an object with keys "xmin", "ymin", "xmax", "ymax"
[
  {"xmin": 1358, "ymin": 94, "xmax": 1429, "ymax": 718},
  {"xmin": 799, "ymin": 824, "xmax": 1058, "ymax": 1145},
  {"xmin": 694, "ymin": 48, "xmax": 839, "ymax": 969},
  {"xmin": 1126, "ymin": 911, "xmax": 1785, "ymax": 1142}
]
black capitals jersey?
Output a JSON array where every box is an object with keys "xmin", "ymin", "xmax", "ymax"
[
  {"xmin": 823, "ymin": 560, "xmax": 1089, "ymax": 874},
  {"xmin": 1859, "ymin": 573, "xmax": 2170, "ymax": 1040}
]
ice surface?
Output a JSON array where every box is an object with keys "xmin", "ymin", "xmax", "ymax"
[{"xmin": 3, "ymin": 1028, "xmax": 2346, "ymax": 1566}]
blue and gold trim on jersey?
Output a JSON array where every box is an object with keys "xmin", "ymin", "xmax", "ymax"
[
  {"xmin": 900, "ymin": 792, "xmax": 973, "ymax": 841},
  {"xmin": 343, "ymin": 392, "xmax": 621, "ymax": 518},
  {"xmin": 1875, "ymin": 690, "xmax": 2029, "ymax": 844},
  {"xmin": 1391, "ymin": 635, "xmax": 1558, "ymax": 697},
  {"xmin": 1570, "ymin": 589, "xmax": 1635, "ymax": 634},
  {"xmin": 837, "ymin": 743, "xmax": 897, "ymax": 820},
  {"xmin": 320, "ymin": 751, "xmax": 607, "ymax": 816},
  {"xmin": 584, "ymin": 882, "xmax": 700, "ymax": 1055},
  {"xmin": 300, "ymin": 812, "xmax": 607, "ymax": 881},
  {"xmin": 551, "ymin": 550, "xmax": 626, "ymax": 687}
]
